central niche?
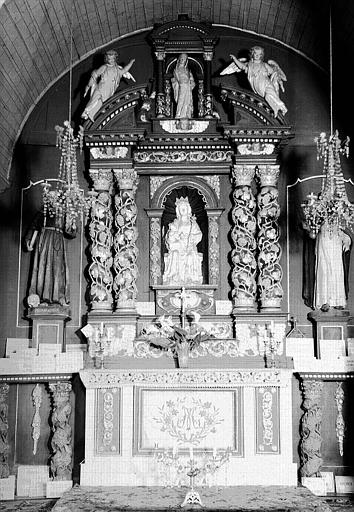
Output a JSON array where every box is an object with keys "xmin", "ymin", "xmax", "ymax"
[{"xmin": 161, "ymin": 186, "xmax": 208, "ymax": 284}]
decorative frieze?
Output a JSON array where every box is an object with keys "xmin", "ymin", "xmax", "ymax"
[
  {"xmin": 299, "ymin": 380, "xmax": 324, "ymax": 477},
  {"xmin": 90, "ymin": 147, "xmax": 129, "ymax": 159},
  {"xmin": 49, "ymin": 381, "xmax": 72, "ymax": 480},
  {"xmin": 135, "ymin": 149, "xmax": 232, "ymax": 163},
  {"xmin": 88, "ymin": 170, "xmax": 114, "ymax": 311},
  {"xmin": 256, "ymin": 165, "xmax": 283, "ymax": 310},
  {"xmin": 113, "ymin": 169, "xmax": 139, "ymax": 311},
  {"xmin": 231, "ymin": 165, "xmax": 257, "ymax": 311},
  {"xmin": 80, "ymin": 368, "xmax": 285, "ymax": 389}
]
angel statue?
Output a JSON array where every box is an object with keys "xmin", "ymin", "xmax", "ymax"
[
  {"xmin": 82, "ymin": 49, "xmax": 136, "ymax": 122},
  {"xmin": 221, "ymin": 46, "xmax": 287, "ymax": 118}
]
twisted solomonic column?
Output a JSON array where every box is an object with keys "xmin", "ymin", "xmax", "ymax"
[
  {"xmin": 256, "ymin": 165, "xmax": 283, "ymax": 310},
  {"xmin": 88, "ymin": 169, "xmax": 114, "ymax": 311},
  {"xmin": 231, "ymin": 165, "xmax": 257, "ymax": 311},
  {"xmin": 113, "ymin": 169, "xmax": 139, "ymax": 311},
  {"xmin": 49, "ymin": 381, "xmax": 72, "ymax": 481}
]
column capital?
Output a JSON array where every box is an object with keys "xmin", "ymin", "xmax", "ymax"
[
  {"xmin": 203, "ymin": 51, "xmax": 213, "ymax": 61},
  {"xmin": 257, "ymin": 164, "xmax": 280, "ymax": 187},
  {"xmin": 89, "ymin": 169, "xmax": 113, "ymax": 192},
  {"xmin": 155, "ymin": 51, "xmax": 166, "ymax": 61},
  {"xmin": 232, "ymin": 165, "xmax": 256, "ymax": 187},
  {"xmin": 113, "ymin": 168, "xmax": 139, "ymax": 191}
]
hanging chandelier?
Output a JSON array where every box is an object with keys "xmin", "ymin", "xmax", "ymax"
[
  {"xmin": 42, "ymin": 121, "xmax": 92, "ymax": 232},
  {"xmin": 42, "ymin": 5, "xmax": 93, "ymax": 232},
  {"xmin": 301, "ymin": 7, "xmax": 353, "ymax": 239},
  {"xmin": 302, "ymin": 131, "xmax": 353, "ymax": 238}
]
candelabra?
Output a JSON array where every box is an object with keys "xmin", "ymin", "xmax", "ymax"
[
  {"xmin": 91, "ymin": 324, "xmax": 112, "ymax": 368},
  {"xmin": 261, "ymin": 322, "xmax": 281, "ymax": 368},
  {"xmin": 154, "ymin": 445, "xmax": 231, "ymax": 506}
]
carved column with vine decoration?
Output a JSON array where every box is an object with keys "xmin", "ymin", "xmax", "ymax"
[
  {"xmin": 203, "ymin": 51, "xmax": 213, "ymax": 118},
  {"xmin": 113, "ymin": 168, "xmax": 139, "ymax": 311},
  {"xmin": 49, "ymin": 381, "xmax": 72, "ymax": 481},
  {"xmin": 257, "ymin": 165, "xmax": 283, "ymax": 310},
  {"xmin": 231, "ymin": 165, "xmax": 257, "ymax": 311},
  {"xmin": 299, "ymin": 380, "xmax": 324, "ymax": 477},
  {"xmin": 164, "ymin": 79, "xmax": 171, "ymax": 117},
  {"xmin": 88, "ymin": 169, "xmax": 114, "ymax": 311},
  {"xmin": 0, "ymin": 383, "xmax": 10, "ymax": 478}
]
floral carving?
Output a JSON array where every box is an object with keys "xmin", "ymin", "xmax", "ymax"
[{"xmin": 208, "ymin": 217, "xmax": 219, "ymax": 284}]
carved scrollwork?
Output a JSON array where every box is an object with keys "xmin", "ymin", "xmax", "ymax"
[
  {"xmin": 135, "ymin": 150, "xmax": 233, "ymax": 163},
  {"xmin": 150, "ymin": 218, "xmax": 162, "ymax": 285},
  {"xmin": 49, "ymin": 381, "xmax": 72, "ymax": 481},
  {"xmin": 32, "ymin": 384, "xmax": 42, "ymax": 455},
  {"xmin": 299, "ymin": 380, "xmax": 324, "ymax": 477},
  {"xmin": 208, "ymin": 217, "xmax": 219, "ymax": 285},
  {"xmin": 335, "ymin": 383, "xmax": 345, "ymax": 457}
]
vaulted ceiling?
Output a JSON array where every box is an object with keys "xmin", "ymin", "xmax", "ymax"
[{"xmin": 0, "ymin": 0, "xmax": 353, "ymax": 189}]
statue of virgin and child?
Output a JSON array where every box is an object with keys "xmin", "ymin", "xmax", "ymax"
[{"xmin": 163, "ymin": 197, "xmax": 203, "ymax": 286}]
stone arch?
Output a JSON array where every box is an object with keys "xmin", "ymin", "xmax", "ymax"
[{"xmin": 151, "ymin": 176, "xmax": 218, "ymax": 209}]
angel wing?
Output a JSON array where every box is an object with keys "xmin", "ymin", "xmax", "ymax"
[
  {"xmin": 220, "ymin": 61, "xmax": 241, "ymax": 75},
  {"xmin": 267, "ymin": 60, "xmax": 287, "ymax": 94}
]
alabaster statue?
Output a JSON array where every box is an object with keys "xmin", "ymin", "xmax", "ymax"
[
  {"xmin": 163, "ymin": 197, "xmax": 203, "ymax": 285},
  {"xmin": 82, "ymin": 50, "xmax": 135, "ymax": 122},
  {"xmin": 221, "ymin": 46, "xmax": 287, "ymax": 118},
  {"xmin": 171, "ymin": 53, "xmax": 195, "ymax": 119},
  {"xmin": 314, "ymin": 222, "xmax": 351, "ymax": 309}
]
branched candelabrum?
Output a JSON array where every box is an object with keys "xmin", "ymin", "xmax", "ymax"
[
  {"xmin": 154, "ymin": 445, "xmax": 231, "ymax": 507},
  {"xmin": 93, "ymin": 324, "xmax": 111, "ymax": 368},
  {"xmin": 262, "ymin": 322, "xmax": 281, "ymax": 368}
]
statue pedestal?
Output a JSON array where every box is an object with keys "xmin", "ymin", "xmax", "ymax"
[
  {"xmin": 308, "ymin": 309, "xmax": 351, "ymax": 358},
  {"xmin": 152, "ymin": 285, "xmax": 217, "ymax": 315},
  {"xmin": 27, "ymin": 306, "xmax": 71, "ymax": 352}
]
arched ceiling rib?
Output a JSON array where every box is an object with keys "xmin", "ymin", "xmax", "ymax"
[{"xmin": 0, "ymin": 0, "xmax": 353, "ymax": 189}]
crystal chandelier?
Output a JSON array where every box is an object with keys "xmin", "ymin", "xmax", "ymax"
[
  {"xmin": 42, "ymin": 121, "xmax": 91, "ymax": 232},
  {"xmin": 302, "ymin": 9, "xmax": 354, "ymax": 239},
  {"xmin": 42, "ymin": 6, "xmax": 93, "ymax": 232},
  {"xmin": 302, "ymin": 131, "xmax": 353, "ymax": 238}
]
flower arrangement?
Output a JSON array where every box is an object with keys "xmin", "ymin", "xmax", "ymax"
[
  {"xmin": 140, "ymin": 312, "xmax": 211, "ymax": 367},
  {"xmin": 302, "ymin": 131, "xmax": 354, "ymax": 238}
]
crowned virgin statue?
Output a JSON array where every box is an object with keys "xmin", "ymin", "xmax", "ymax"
[{"xmin": 163, "ymin": 197, "xmax": 203, "ymax": 286}]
